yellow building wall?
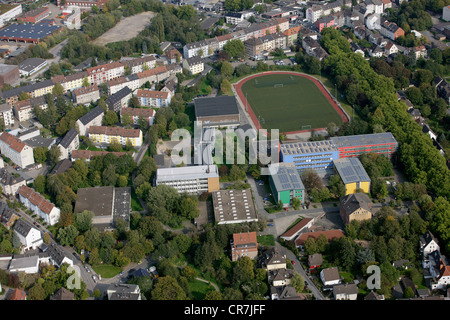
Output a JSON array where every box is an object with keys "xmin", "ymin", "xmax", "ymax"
[
  {"xmin": 345, "ymin": 181, "xmax": 370, "ymax": 195},
  {"xmin": 208, "ymin": 177, "xmax": 220, "ymax": 192}
]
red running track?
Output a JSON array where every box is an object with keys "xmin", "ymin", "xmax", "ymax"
[{"xmin": 233, "ymin": 71, "xmax": 349, "ymax": 135}]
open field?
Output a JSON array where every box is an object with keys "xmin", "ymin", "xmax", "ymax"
[
  {"xmin": 237, "ymin": 73, "xmax": 344, "ymax": 133},
  {"xmin": 92, "ymin": 11, "xmax": 155, "ymax": 46},
  {"xmin": 234, "ymin": 72, "xmax": 348, "ymax": 133}
]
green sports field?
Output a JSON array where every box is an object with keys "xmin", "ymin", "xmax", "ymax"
[{"xmin": 240, "ymin": 73, "xmax": 343, "ymax": 132}]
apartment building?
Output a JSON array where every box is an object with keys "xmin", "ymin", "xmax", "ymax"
[
  {"xmin": 136, "ymin": 65, "xmax": 170, "ymax": 86},
  {"xmin": 87, "ymin": 61, "xmax": 125, "ymax": 86},
  {"xmin": 52, "ymin": 71, "xmax": 89, "ymax": 92},
  {"xmin": 231, "ymin": 232, "xmax": 258, "ymax": 262},
  {"xmin": 73, "ymin": 84, "xmax": 100, "ymax": 105},
  {"xmin": 0, "ymin": 132, "xmax": 34, "ymax": 168},
  {"xmin": 0, "ymin": 103, "xmax": 14, "ymax": 126},
  {"xmin": 120, "ymin": 107, "xmax": 155, "ymax": 126},
  {"xmin": 88, "ymin": 126, "xmax": 143, "ymax": 147},
  {"xmin": 107, "ymin": 74, "xmax": 140, "ymax": 95},
  {"xmin": 17, "ymin": 185, "xmax": 60, "ymax": 225},
  {"xmin": 13, "ymin": 96, "xmax": 48, "ymax": 123},
  {"xmin": 57, "ymin": 128, "xmax": 79, "ymax": 160},
  {"xmin": 76, "ymin": 105, "xmax": 104, "ymax": 136},
  {"xmin": 105, "ymin": 86, "xmax": 133, "ymax": 113},
  {"xmin": 120, "ymin": 55, "xmax": 156, "ymax": 74},
  {"xmin": 135, "ymin": 89, "xmax": 171, "ymax": 108}
]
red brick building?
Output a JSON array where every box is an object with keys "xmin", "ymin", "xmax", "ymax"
[
  {"xmin": 231, "ymin": 232, "xmax": 258, "ymax": 262},
  {"xmin": 17, "ymin": 7, "xmax": 50, "ymax": 24},
  {"xmin": 57, "ymin": 0, "xmax": 109, "ymax": 9}
]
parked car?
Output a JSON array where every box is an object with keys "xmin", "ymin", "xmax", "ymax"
[
  {"xmin": 291, "ymin": 260, "xmax": 296, "ymax": 265},
  {"xmin": 267, "ymin": 223, "xmax": 274, "ymax": 227}
]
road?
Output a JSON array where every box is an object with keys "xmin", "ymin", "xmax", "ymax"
[{"xmin": 28, "ymin": 38, "xmax": 69, "ymax": 82}]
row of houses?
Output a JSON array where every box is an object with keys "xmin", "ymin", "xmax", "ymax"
[{"xmin": 183, "ymin": 17, "xmax": 290, "ymax": 59}]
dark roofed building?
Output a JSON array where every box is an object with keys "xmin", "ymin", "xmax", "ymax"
[
  {"xmin": 0, "ymin": 23, "xmax": 62, "ymax": 44},
  {"xmin": 50, "ymin": 287, "xmax": 75, "ymax": 300},
  {"xmin": 194, "ymin": 96, "xmax": 240, "ymax": 128},
  {"xmin": 51, "ymin": 159, "xmax": 73, "ymax": 175},
  {"xmin": 105, "ymin": 86, "xmax": 132, "ymax": 112},
  {"xmin": 339, "ymin": 193, "xmax": 373, "ymax": 225}
]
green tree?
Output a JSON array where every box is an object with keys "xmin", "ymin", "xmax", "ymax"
[
  {"xmin": 75, "ymin": 210, "xmax": 94, "ymax": 233},
  {"xmin": 103, "ymin": 110, "xmax": 119, "ymax": 126},
  {"xmin": 290, "ymin": 272, "xmax": 305, "ymax": 293},
  {"xmin": 151, "ymin": 276, "xmax": 187, "ymax": 300}
]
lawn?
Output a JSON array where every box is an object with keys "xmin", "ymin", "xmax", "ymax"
[
  {"xmin": 188, "ymin": 279, "xmax": 216, "ymax": 300},
  {"xmin": 92, "ymin": 264, "xmax": 122, "ymax": 278},
  {"xmin": 257, "ymin": 234, "xmax": 275, "ymax": 246},
  {"xmin": 240, "ymin": 73, "xmax": 343, "ymax": 132}
]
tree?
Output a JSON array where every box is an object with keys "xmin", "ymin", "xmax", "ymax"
[
  {"xmin": 103, "ymin": 164, "xmax": 118, "ymax": 186},
  {"xmin": 151, "ymin": 276, "xmax": 187, "ymax": 300},
  {"xmin": 290, "ymin": 272, "xmax": 305, "ymax": 293},
  {"xmin": 48, "ymin": 145, "xmax": 62, "ymax": 167},
  {"xmin": 52, "ymin": 83, "xmax": 64, "ymax": 96},
  {"xmin": 221, "ymin": 61, "xmax": 234, "ymax": 79},
  {"xmin": 220, "ymin": 78, "xmax": 231, "ymax": 94},
  {"xmin": 75, "ymin": 210, "xmax": 94, "ymax": 233},
  {"xmin": 292, "ymin": 197, "xmax": 301, "ymax": 210},
  {"xmin": 121, "ymin": 112, "xmax": 133, "ymax": 127},
  {"xmin": 103, "ymin": 110, "xmax": 119, "ymax": 126},
  {"xmin": 33, "ymin": 175, "xmax": 46, "ymax": 194},
  {"xmin": 223, "ymin": 39, "xmax": 245, "ymax": 60},
  {"xmin": 33, "ymin": 146, "xmax": 48, "ymax": 164}
]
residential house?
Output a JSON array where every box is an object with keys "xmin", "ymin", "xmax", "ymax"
[
  {"xmin": 136, "ymin": 66, "xmax": 170, "ymax": 86},
  {"xmin": 165, "ymin": 48, "xmax": 182, "ymax": 64},
  {"xmin": 270, "ymin": 286, "xmax": 303, "ymax": 300},
  {"xmin": 405, "ymin": 45, "xmax": 427, "ymax": 61},
  {"xmin": 120, "ymin": 55, "xmax": 156, "ymax": 74},
  {"xmin": 57, "ymin": 128, "xmax": 79, "ymax": 160},
  {"xmin": 316, "ymin": 16, "xmax": 335, "ymax": 32},
  {"xmin": 308, "ymin": 253, "xmax": 323, "ymax": 272},
  {"xmin": 8, "ymin": 255, "xmax": 40, "ymax": 274},
  {"xmin": 231, "ymin": 232, "xmax": 258, "ymax": 262},
  {"xmin": 262, "ymin": 247, "xmax": 287, "ymax": 271},
  {"xmin": 364, "ymin": 291, "xmax": 385, "ymax": 300},
  {"xmin": 7, "ymin": 288, "xmax": 26, "ymax": 300},
  {"xmin": 0, "ymin": 132, "xmax": 34, "ymax": 168},
  {"xmin": 434, "ymin": 76, "xmax": 450, "ymax": 104},
  {"xmin": 107, "ymin": 74, "xmax": 140, "ymax": 95},
  {"xmin": 384, "ymin": 41, "xmax": 398, "ymax": 55},
  {"xmin": 17, "ymin": 185, "xmax": 61, "ymax": 226},
  {"xmin": 320, "ymin": 267, "xmax": 341, "ymax": 288},
  {"xmin": 333, "ymin": 283, "xmax": 358, "ymax": 300},
  {"xmin": 420, "ymin": 230, "xmax": 440, "ymax": 257},
  {"xmin": 50, "ymin": 287, "xmax": 75, "ymax": 300},
  {"xmin": 302, "ymin": 36, "xmax": 321, "ymax": 56},
  {"xmin": 13, "ymin": 96, "xmax": 48, "ymax": 123},
  {"xmin": 283, "ymin": 26, "xmax": 300, "ymax": 47},
  {"xmin": 269, "ymin": 268, "xmax": 294, "ymax": 287},
  {"xmin": 13, "ymin": 219, "xmax": 43, "ymax": 252},
  {"xmin": 106, "ymin": 284, "xmax": 141, "ymax": 300},
  {"xmin": 0, "ymin": 204, "xmax": 19, "ymax": 229},
  {"xmin": 379, "ymin": 19, "xmax": 405, "ymax": 40},
  {"xmin": 76, "ymin": 105, "xmax": 104, "ymax": 137},
  {"xmin": 182, "ymin": 56, "xmax": 204, "ymax": 75},
  {"xmin": 0, "ymin": 167, "xmax": 26, "ymax": 197}
]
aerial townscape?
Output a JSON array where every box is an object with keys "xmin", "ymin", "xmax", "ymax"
[{"xmin": 0, "ymin": 0, "xmax": 448, "ymax": 308}]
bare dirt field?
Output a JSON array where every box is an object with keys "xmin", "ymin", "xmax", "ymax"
[{"xmin": 92, "ymin": 11, "xmax": 155, "ymax": 46}]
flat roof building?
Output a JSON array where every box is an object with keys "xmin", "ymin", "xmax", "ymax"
[
  {"xmin": 0, "ymin": 23, "xmax": 62, "ymax": 44},
  {"xmin": 280, "ymin": 140, "xmax": 339, "ymax": 173},
  {"xmin": 330, "ymin": 132, "xmax": 398, "ymax": 159},
  {"xmin": 194, "ymin": 96, "xmax": 240, "ymax": 128},
  {"xmin": 74, "ymin": 186, "xmax": 131, "ymax": 230},
  {"xmin": 333, "ymin": 157, "xmax": 371, "ymax": 195},
  {"xmin": 212, "ymin": 188, "xmax": 258, "ymax": 225},
  {"xmin": 155, "ymin": 165, "xmax": 220, "ymax": 195},
  {"xmin": 268, "ymin": 162, "xmax": 306, "ymax": 207}
]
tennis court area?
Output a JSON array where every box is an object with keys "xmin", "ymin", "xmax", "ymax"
[{"xmin": 237, "ymin": 73, "xmax": 344, "ymax": 133}]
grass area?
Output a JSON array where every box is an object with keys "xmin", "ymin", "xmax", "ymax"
[
  {"xmin": 92, "ymin": 264, "xmax": 122, "ymax": 278},
  {"xmin": 130, "ymin": 187, "xmax": 143, "ymax": 212},
  {"xmin": 257, "ymin": 234, "xmax": 275, "ymax": 246},
  {"xmin": 339, "ymin": 271, "xmax": 354, "ymax": 283},
  {"xmin": 189, "ymin": 279, "xmax": 216, "ymax": 300},
  {"xmin": 240, "ymin": 73, "xmax": 343, "ymax": 132}
]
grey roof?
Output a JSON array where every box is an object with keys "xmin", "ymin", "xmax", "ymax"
[
  {"xmin": 18, "ymin": 58, "xmax": 46, "ymax": 73},
  {"xmin": 46, "ymin": 242, "xmax": 72, "ymax": 266},
  {"xmin": 333, "ymin": 283, "xmax": 358, "ymax": 295},
  {"xmin": 420, "ymin": 230, "xmax": 439, "ymax": 248},
  {"xmin": 13, "ymin": 219, "xmax": 36, "ymax": 237},
  {"xmin": 269, "ymin": 163, "xmax": 305, "ymax": 192},
  {"xmin": 59, "ymin": 128, "xmax": 78, "ymax": 149},
  {"xmin": 321, "ymin": 267, "xmax": 340, "ymax": 282},
  {"xmin": 185, "ymin": 56, "xmax": 203, "ymax": 66},
  {"xmin": 281, "ymin": 140, "xmax": 337, "ymax": 156},
  {"xmin": 112, "ymin": 187, "xmax": 131, "ymax": 228},
  {"xmin": 0, "ymin": 79, "xmax": 54, "ymax": 99},
  {"xmin": 308, "ymin": 253, "xmax": 323, "ymax": 266},
  {"xmin": 51, "ymin": 159, "xmax": 73, "ymax": 175},
  {"xmin": 23, "ymin": 135, "xmax": 56, "ymax": 149},
  {"xmin": 77, "ymin": 105, "xmax": 104, "ymax": 126},
  {"xmin": 106, "ymin": 86, "xmax": 132, "ymax": 107},
  {"xmin": 0, "ymin": 64, "xmax": 18, "ymax": 75},
  {"xmin": 0, "ymin": 23, "xmax": 62, "ymax": 41},
  {"xmin": 0, "ymin": 167, "xmax": 24, "ymax": 186},
  {"xmin": 330, "ymin": 133, "xmax": 398, "ymax": 149},
  {"xmin": 341, "ymin": 193, "xmax": 372, "ymax": 214},
  {"xmin": 194, "ymin": 95, "xmax": 239, "ymax": 118},
  {"xmin": 333, "ymin": 157, "xmax": 371, "ymax": 185}
]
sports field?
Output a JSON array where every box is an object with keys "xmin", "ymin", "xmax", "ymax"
[{"xmin": 237, "ymin": 73, "xmax": 345, "ymax": 133}]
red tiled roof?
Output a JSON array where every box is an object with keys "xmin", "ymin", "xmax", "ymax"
[
  {"xmin": 120, "ymin": 107, "xmax": 155, "ymax": 118},
  {"xmin": 295, "ymin": 230, "xmax": 345, "ymax": 246},
  {"xmin": 135, "ymin": 89, "xmax": 169, "ymax": 99},
  {"xmin": 89, "ymin": 126, "xmax": 141, "ymax": 138},
  {"xmin": 281, "ymin": 218, "xmax": 313, "ymax": 239},
  {"xmin": 8, "ymin": 289, "xmax": 26, "ymax": 300},
  {"xmin": 87, "ymin": 61, "xmax": 124, "ymax": 75},
  {"xmin": 137, "ymin": 66, "xmax": 168, "ymax": 79},
  {"xmin": 0, "ymin": 132, "xmax": 26, "ymax": 153},
  {"xmin": 18, "ymin": 185, "xmax": 55, "ymax": 215},
  {"xmin": 14, "ymin": 99, "xmax": 32, "ymax": 111},
  {"xmin": 71, "ymin": 149, "xmax": 126, "ymax": 159},
  {"xmin": 233, "ymin": 232, "xmax": 257, "ymax": 246},
  {"xmin": 73, "ymin": 84, "xmax": 99, "ymax": 96}
]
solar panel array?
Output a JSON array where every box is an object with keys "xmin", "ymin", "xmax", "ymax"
[{"xmin": 271, "ymin": 164, "xmax": 305, "ymax": 191}]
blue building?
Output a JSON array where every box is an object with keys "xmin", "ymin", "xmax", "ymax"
[{"xmin": 280, "ymin": 140, "xmax": 339, "ymax": 173}]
